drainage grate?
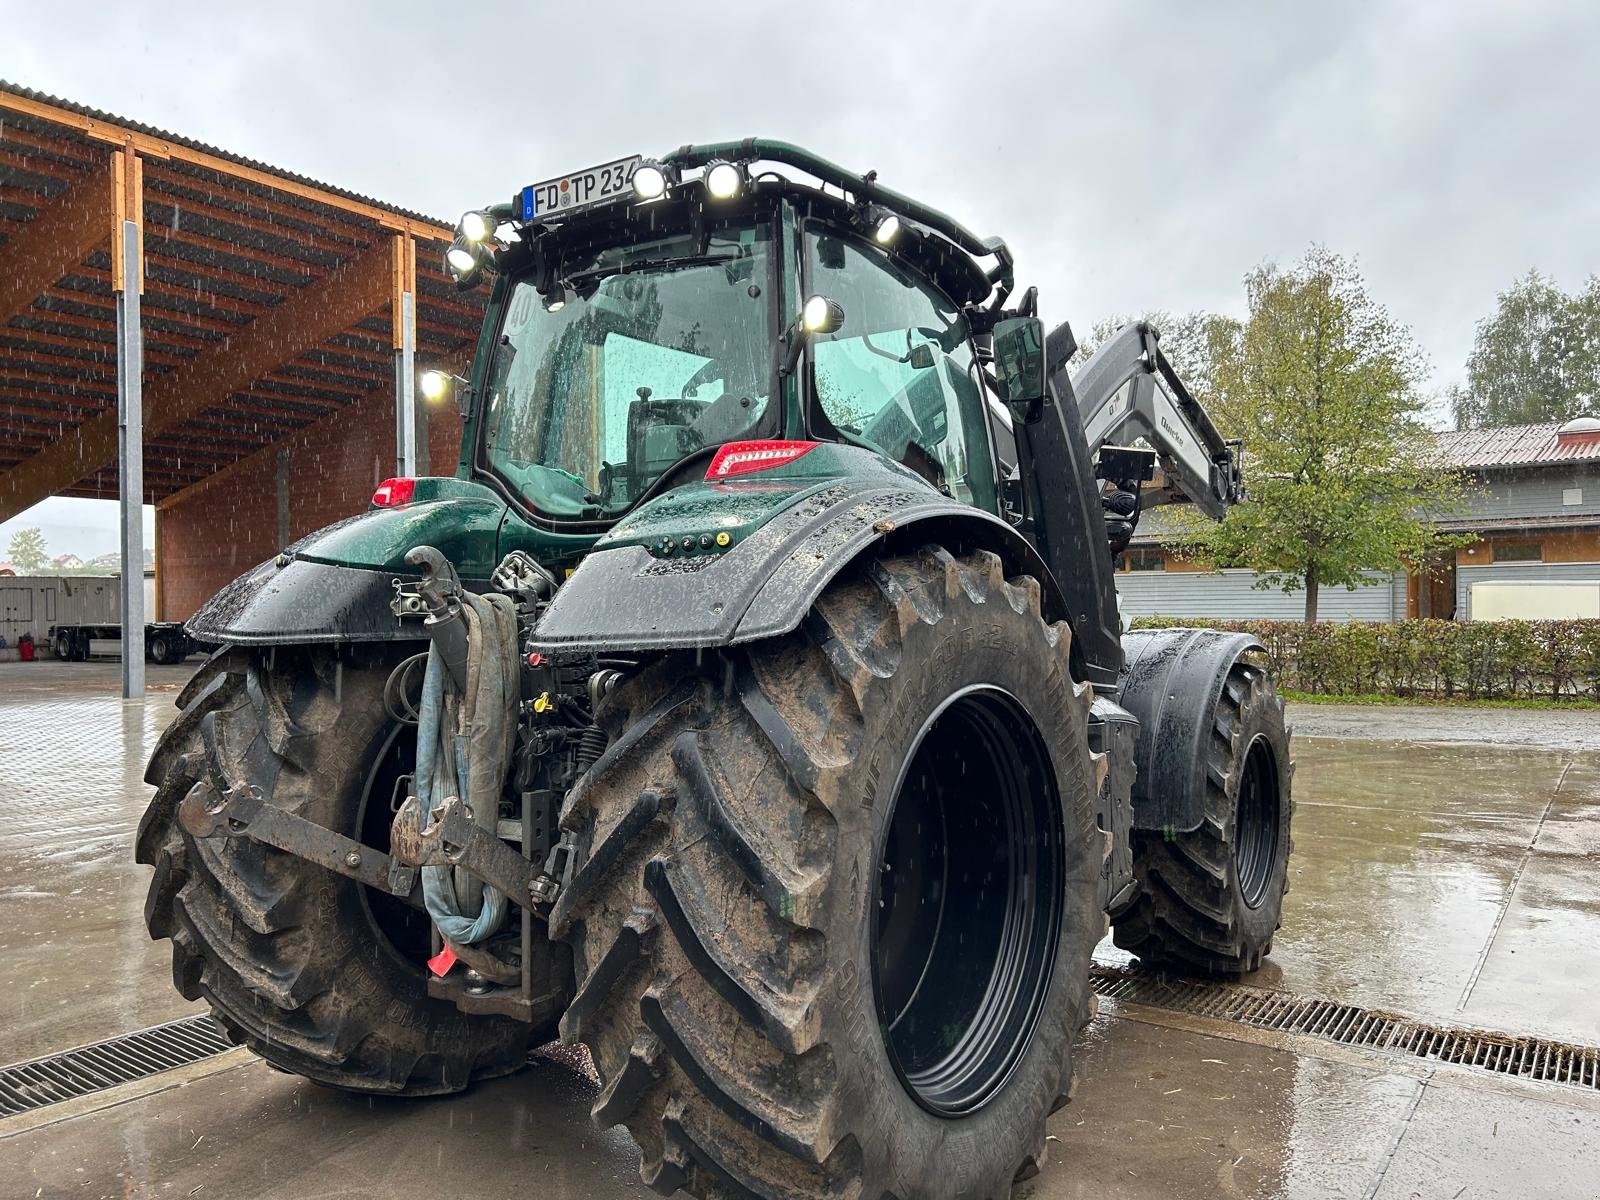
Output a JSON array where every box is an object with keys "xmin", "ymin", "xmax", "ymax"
[
  {"xmin": 1091, "ymin": 966, "xmax": 1600, "ymax": 1091},
  {"xmin": 0, "ymin": 1014, "xmax": 232, "ymax": 1118}
]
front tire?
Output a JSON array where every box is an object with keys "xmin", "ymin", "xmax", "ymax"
[
  {"xmin": 553, "ymin": 547, "xmax": 1104, "ymax": 1199},
  {"xmin": 1111, "ymin": 659, "xmax": 1293, "ymax": 974},
  {"xmin": 137, "ymin": 645, "xmax": 535, "ymax": 1094}
]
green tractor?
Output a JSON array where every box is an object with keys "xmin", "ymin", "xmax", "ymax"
[{"xmin": 138, "ymin": 141, "xmax": 1291, "ymax": 1199}]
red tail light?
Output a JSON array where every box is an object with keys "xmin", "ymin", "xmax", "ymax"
[
  {"xmin": 372, "ymin": 477, "xmax": 417, "ymax": 507},
  {"xmin": 705, "ymin": 440, "xmax": 819, "ymax": 480}
]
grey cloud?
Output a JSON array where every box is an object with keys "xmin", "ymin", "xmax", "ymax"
[{"xmin": 4, "ymin": 0, "xmax": 1597, "ymax": 407}]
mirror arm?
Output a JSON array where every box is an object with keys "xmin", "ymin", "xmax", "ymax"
[{"xmin": 778, "ymin": 320, "xmax": 806, "ymax": 379}]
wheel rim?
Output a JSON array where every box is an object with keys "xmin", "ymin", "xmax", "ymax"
[
  {"xmin": 1234, "ymin": 734, "xmax": 1281, "ymax": 909},
  {"xmin": 356, "ymin": 720, "xmax": 434, "ymax": 967},
  {"xmin": 871, "ymin": 685, "xmax": 1065, "ymax": 1117}
]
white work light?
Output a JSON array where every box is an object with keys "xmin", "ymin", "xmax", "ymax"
[
  {"xmin": 459, "ymin": 210, "xmax": 493, "ymax": 244},
  {"xmin": 632, "ymin": 162, "xmax": 668, "ymax": 201},
  {"xmin": 802, "ymin": 295, "xmax": 845, "ymax": 334},
  {"xmin": 704, "ymin": 160, "xmax": 744, "ymax": 201},
  {"xmin": 446, "ymin": 244, "xmax": 478, "ymax": 276},
  {"xmin": 419, "ymin": 370, "xmax": 451, "ymax": 403},
  {"xmin": 873, "ymin": 212, "xmax": 901, "ymax": 245}
]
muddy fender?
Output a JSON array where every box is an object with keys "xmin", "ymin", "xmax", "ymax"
[
  {"xmin": 530, "ymin": 474, "xmax": 1073, "ymax": 661},
  {"xmin": 1117, "ymin": 626, "xmax": 1264, "ymax": 833}
]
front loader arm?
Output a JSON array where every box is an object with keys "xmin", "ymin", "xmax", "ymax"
[{"xmin": 1071, "ymin": 322, "xmax": 1243, "ymax": 521}]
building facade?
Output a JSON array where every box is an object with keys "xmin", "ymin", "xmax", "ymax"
[{"xmin": 1118, "ymin": 417, "xmax": 1600, "ymax": 622}]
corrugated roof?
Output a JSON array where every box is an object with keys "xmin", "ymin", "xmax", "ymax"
[
  {"xmin": 1433, "ymin": 421, "xmax": 1600, "ymax": 469},
  {"xmin": 0, "ymin": 80, "xmax": 447, "ymax": 227}
]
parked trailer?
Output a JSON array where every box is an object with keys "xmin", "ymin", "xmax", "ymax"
[
  {"xmin": 0, "ymin": 575, "xmax": 119, "ymax": 646},
  {"xmin": 47, "ymin": 621, "xmax": 206, "ymax": 665}
]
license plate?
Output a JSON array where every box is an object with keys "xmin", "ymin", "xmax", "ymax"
[{"xmin": 521, "ymin": 155, "xmax": 642, "ymax": 221}]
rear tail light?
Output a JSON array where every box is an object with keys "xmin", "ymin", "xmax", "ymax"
[
  {"xmin": 372, "ymin": 477, "xmax": 417, "ymax": 507},
  {"xmin": 705, "ymin": 440, "xmax": 819, "ymax": 480}
]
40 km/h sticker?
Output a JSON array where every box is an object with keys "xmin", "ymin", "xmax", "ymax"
[{"xmin": 521, "ymin": 155, "xmax": 642, "ymax": 221}]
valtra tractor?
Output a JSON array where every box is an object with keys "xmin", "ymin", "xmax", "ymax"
[{"xmin": 138, "ymin": 141, "xmax": 1292, "ymax": 1199}]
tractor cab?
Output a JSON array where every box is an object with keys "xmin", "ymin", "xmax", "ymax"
[{"xmin": 431, "ymin": 144, "xmax": 1014, "ymax": 533}]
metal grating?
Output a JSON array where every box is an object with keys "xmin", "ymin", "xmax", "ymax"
[
  {"xmin": 0, "ymin": 1014, "xmax": 232, "ymax": 1117},
  {"xmin": 1091, "ymin": 966, "xmax": 1600, "ymax": 1091}
]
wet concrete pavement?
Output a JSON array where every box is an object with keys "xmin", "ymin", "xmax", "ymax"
[
  {"xmin": 0, "ymin": 663, "xmax": 198, "ymax": 1064},
  {"xmin": 3, "ymin": 660, "xmax": 1599, "ymax": 1198},
  {"xmin": 1289, "ymin": 700, "xmax": 1600, "ymax": 751}
]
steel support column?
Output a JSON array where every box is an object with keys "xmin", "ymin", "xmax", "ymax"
[
  {"xmin": 392, "ymin": 235, "xmax": 417, "ymax": 477},
  {"xmin": 115, "ymin": 201, "xmax": 145, "ymax": 698}
]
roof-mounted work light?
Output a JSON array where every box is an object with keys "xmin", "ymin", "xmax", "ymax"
[
  {"xmin": 703, "ymin": 160, "xmax": 745, "ymax": 201},
  {"xmin": 445, "ymin": 234, "xmax": 492, "ymax": 288},
  {"xmin": 458, "ymin": 210, "xmax": 494, "ymax": 244},
  {"xmin": 632, "ymin": 161, "xmax": 671, "ymax": 201}
]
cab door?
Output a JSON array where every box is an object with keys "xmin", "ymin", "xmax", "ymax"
[{"xmin": 803, "ymin": 229, "xmax": 1002, "ymax": 515}]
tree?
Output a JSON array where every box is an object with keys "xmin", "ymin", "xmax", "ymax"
[
  {"xmin": 1451, "ymin": 270, "xmax": 1600, "ymax": 428},
  {"xmin": 1174, "ymin": 247, "xmax": 1467, "ymax": 623},
  {"xmin": 7, "ymin": 527, "xmax": 48, "ymax": 573}
]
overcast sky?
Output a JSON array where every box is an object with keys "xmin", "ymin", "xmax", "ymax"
[{"xmin": 3, "ymin": 0, "xmax": 1598, "ymax": 550}]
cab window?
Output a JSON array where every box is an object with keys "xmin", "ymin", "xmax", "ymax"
[{"xmin": 805, "ymin": 231, "xmax": 997, "ymax": 511}]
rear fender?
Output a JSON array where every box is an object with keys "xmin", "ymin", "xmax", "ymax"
[
  {"xmin": 529, "ymin": 475, "xmax": 1074, "ymax": 659},
  {"xmin": 1117, "ymin": 626, "xmax": 1264, "ymax": 833}
]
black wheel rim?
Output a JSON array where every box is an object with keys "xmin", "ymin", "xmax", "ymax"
[
  {"xmin": 356, "ymin": 720, "xmax": 434, "ymax": 967},
  {"xmin": 1234, "ymin": 734, "xmax": 1281, "ymax": 909},
  {"xmin": 870, "ymin": 685, "xmax": 1065, "ymax": 1117}
]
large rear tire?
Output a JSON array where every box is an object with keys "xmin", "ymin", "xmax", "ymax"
[
  {"xmin": 1111, "ymin": 659, "xmax": 1293, "ymax": 974},
  {"xmin": 137, "ymin": 645, "xmax": 536, "ymax": 1094},
  {"xmin": 553, "ymin": 547, "xmax": 1104, "ymax": 1200}
]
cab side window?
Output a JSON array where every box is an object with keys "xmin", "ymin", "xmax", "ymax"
[{"xmin": 806, "ymin": 232, "xmax": 997, "ymax": 511}]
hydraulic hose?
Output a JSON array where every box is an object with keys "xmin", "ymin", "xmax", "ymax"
[{"xmin": 412, "ymin": 587, "xmax": 520, "ymax": 947}]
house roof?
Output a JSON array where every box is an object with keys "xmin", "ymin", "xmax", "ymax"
[{"xmin": 1433, "ymin": 420, "xmax": 1600, "ymax": 470}]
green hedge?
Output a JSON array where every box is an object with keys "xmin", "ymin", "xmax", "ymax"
[{"xmin": 1128, "ymin": 618, "xmax": 1600, "ymax": 701}]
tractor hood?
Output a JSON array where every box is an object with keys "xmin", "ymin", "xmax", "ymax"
[
  {"xmin": 294, "ymin": 477, "xmax": 510, "ymax": 577},
  {"xmin": 185, "ymin": 477, "xmax": 512, "ymax": 646}
]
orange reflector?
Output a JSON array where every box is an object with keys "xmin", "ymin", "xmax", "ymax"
[
  {"xmin": 372, "ymin": 477, "xmax": 417, "ymax": 507},
  {"xmin": 705, "ymin": 440, "xmax": 819, "ymax": 480}
]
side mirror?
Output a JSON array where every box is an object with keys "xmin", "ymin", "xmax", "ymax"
[{"xmin": 992, "ymin": 316, "xmax": 1046, "ymax": 419}]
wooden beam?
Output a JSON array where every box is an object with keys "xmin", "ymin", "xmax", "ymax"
[
  {"xmin": 77, "ymin": 262, "xmax": 272, "ymax": 320},
  {"xmin": 141, "ymin": 186, "xmax": 362, "ymax": 258},
  {"xmin": 110, "ymin": 144, "xmax": 143, "ymax": 293},
  {"xmin": 1, "ymin": 395, "xmax": 107, "ymax": 419},
  {"xmin": 0, "ymin": 371, "xmax": 115, "ymax": 398},
  {"xmin": 142, "ymin": 161, "xmax": 369, "ymax": 248},
  {"xmin": 17, "ymin": 304, "xmax": 214, "ymax": 353},
  {"xmin": 0, "ymin": 327, "xmax": 192, "ymax": 368},
  {"xmin": 0, "ymin": 182, "xmax": 59, "ymax": 208},
  {"xmin": 0, "ymin": 152, "xmax": 112, "ymax": 332},
  {"xmin": 144, "ymin": 243, "xmax": 295, "ymax": 293},
  {"xmin": 0, "ymin": 88, "xmax": 452, "ymax": 241},
  {"xmin": 0, "ymin": 144, "xmax": 96, "ymax": 183},
  {"xmin": 145, "ymin": 223, "xmax": 331, "ymax": 279},
  {"xmin": 0, "ymin": 239, "xmax": 391, "ymax": 521},
  {"xmin": 0, "ymin": 123, "xmax": 103, "ymax": 165}
]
